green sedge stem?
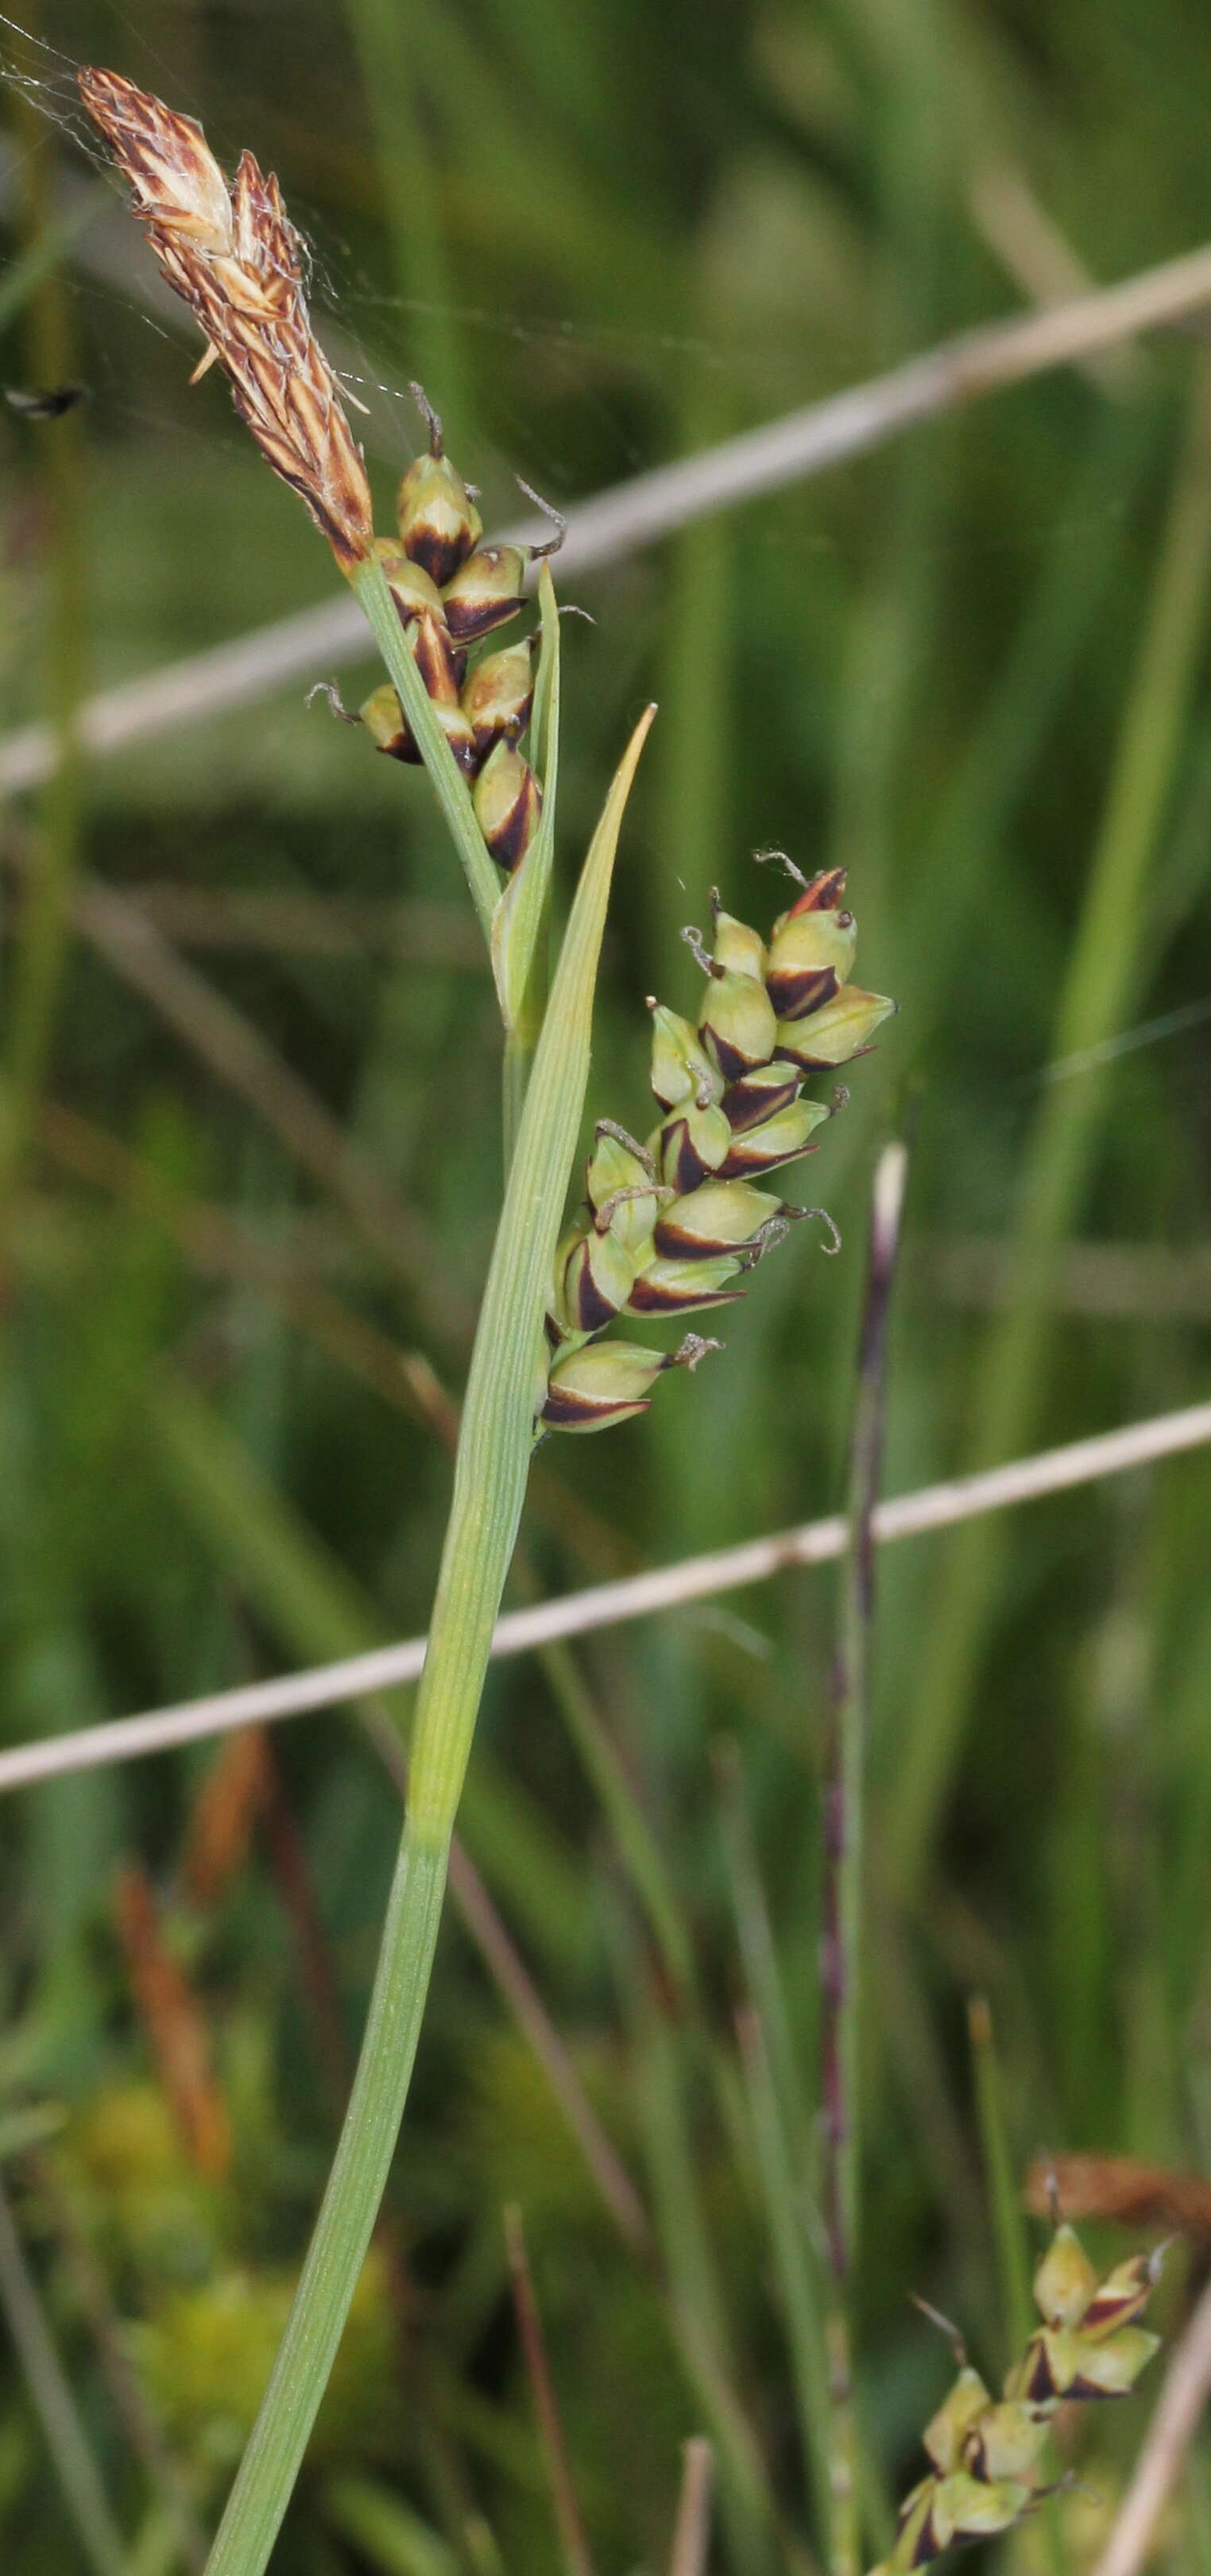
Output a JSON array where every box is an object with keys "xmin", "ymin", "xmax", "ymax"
[
  {"xmin": 502, "ymin": 1029, "xmax": 529, "ymax": 1173},
  {"xmin": 351, "ymin": 554, "xmax": 500, "ymax": 945},
  {"xmin": 202, "ymin": 1829, "xmax": 448, "ymax": 2576},
  {"xmin": 200, "ymin": 710, "xmax": 652, "ymax": 2576},
  {"xmin": 406, "ymin": 710, "xmax": 653, "ymax": 1840}
]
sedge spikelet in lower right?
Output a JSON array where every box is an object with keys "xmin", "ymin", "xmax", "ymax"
[{"xmin": 869, "ymin": 2221, "xmax": 1164, "ymax": 2576}]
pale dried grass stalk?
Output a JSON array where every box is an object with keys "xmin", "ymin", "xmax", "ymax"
[
  {"xmin": 77, "ymin": 68, "xmax": 373, "ymax": 570},
  {"xmin": 1092, "ymin": 2273, "xmax": 1211, "ymax": 2576}
]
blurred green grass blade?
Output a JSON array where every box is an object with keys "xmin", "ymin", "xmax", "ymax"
[
  {"xmin": 150, "ymin": 1374, "xmax": 375, "ymax": 1658},
  {"xmin": 0, "ymin": 82, "xmax": 88, "ymax": 1232},
  {"xmin": 891, "ymin": 355, "xmax": 1211, "ymax": 1892},
  {"xmin": 149, "ymin": 1371, "xmax": 589, "ymax": 1972},
  {"xmin": 1166, "ymin": 1589, "xmax": 1211, "ymax": 2004},
  {"xmin": 718, "ymin": 1748, "xmax": 814, "ymax": 2190},
  {"xmin": 828, "ymin": 419, "xmax": 948, "ymax": 944},
  {"xmin": 1182, "ymin": 2443, "xmax": 1211, "ymax": 2576},
  {"xmin": 735, "ymin": 2002, "xmax": 833, "ymax": 2556},
  {"xmin": 718, "ymin": 1760, "xmax": 832, "ymax": 2551},
  {"xmin": 323, "ymin": 2475, "xmax": 462, "ymax": 2576},
  {"xmin": 538, "ymin": 1632, "xmax": 696, "ymax": 1995},
  {"xmin": 629, "ymin": 1981, "xmax": 781, "ymax": 2576},
  {"xmin": 903, "ymin": 400, "xmax": 1159, "ymax": 1032},
  {"xmin": 6, "ymin": 1625, "xmax": 124, "ymax": 2064},
  {"xmin": 967, "ymin": 1996, "xmax": 1033, "ymax": 2353},
  {"xmin": 0, "ymin": 195, "xmax": 96, "ymax": 336},
  {"xmin": 0, "ymin": 2103, "xmax": 64, "ymax": 2162},
  {"xmin": 828, "ymin": 0, "xmax": 950, "ymax": 916},
  {"xmin": 127, "ymin": 2505, "xmax": 190, "ymax": 2576},
  {"xmin": 0, "ymin": 2174, "xmax": 126, "ymax": 2576},
  {"xmin": 339, "ymin": 0, "xmax": 470, "ymax": 438},
  {"xmin": 652, "ymin": 360, "xmax": 733, "ymax": 964},
  {"xmin": 1043, "ymin": 1685, "xmax": 1120, "ymax": 2134},
  {"xmin": 474, "ymin": 0, "xmax": 623, "ymax": 162},
  {"xmin": 869, "ymin": 1914, "xmax": 985, "ymax": 2282},
  {"xmin": 390, "ymin": 4, "xmax": 676, "ymax": 321}
]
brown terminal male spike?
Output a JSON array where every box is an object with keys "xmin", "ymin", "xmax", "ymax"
[{"xmin": 78, "ymin": 68, "xmax": 373, "ymax": 572}]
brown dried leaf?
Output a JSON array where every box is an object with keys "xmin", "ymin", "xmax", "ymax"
[{"xmin": 1026, "ymin": 2154, "xmax": 1211, "ymax": 2243}]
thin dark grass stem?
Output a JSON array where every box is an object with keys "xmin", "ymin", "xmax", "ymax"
[
  {"xmin": 820, "ymin": 1141, "xmax": 908, "ymax": 2576},
  {"xmin": 505, "ymin": 2207, "xmax": 598, "ymax": 2576},
  {"xmin": 257, "ymin": 1748, "xmax": 354, "ymax": 2118}
]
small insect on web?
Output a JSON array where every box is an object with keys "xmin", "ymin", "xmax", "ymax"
[{"xmin": 4, "ymin": 382, "xmax": 87, "ymax": 417}]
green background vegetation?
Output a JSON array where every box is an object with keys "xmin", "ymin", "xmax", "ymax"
[{"xmin": 2, "ymin": 1, "xmax": 1210, "ymax": 2569}]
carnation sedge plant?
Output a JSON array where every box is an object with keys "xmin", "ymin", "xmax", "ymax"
[{"xmin": 77, "ymin": 63, "xmax": 910, "ymax": 2576}]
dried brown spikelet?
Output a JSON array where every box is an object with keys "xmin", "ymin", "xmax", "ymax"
[
  {"xmin": 180, "ymin": 1725, "xmax": 273, "ymax": 1910},
  {"xmin": 114, "ymin": 1863, "xmax": 232, "ymax": 2180},
  {"xmin": 1026, "ymin": 2154, "xmax": 1211, "ymax": 2245},
  {"xmin": 78, "ymin": 68, "xmax": 373, "ymax": 572}
]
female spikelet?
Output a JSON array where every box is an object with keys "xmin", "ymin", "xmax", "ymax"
[{"xmin": 541, "ymin": 861, "xmax": 896, "ymax": 1432}]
